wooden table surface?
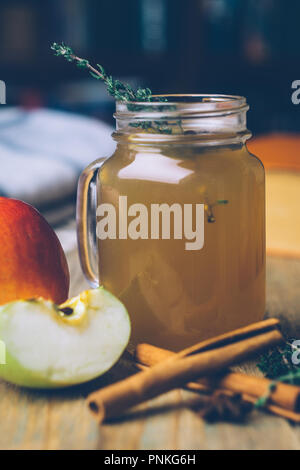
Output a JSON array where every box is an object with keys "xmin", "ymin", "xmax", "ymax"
[{"xmin": 1, "ymin": 254, "xmax": 300, "ymax": 451}]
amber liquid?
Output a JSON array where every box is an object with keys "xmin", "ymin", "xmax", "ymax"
[{"xmin": 97, "ymin": 141, "xmax": 265, "ymax": 351}]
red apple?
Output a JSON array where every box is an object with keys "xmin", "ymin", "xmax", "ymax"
[{"xmin": 0, "ymin": 197, "xmax": 69, "ymax": 305}]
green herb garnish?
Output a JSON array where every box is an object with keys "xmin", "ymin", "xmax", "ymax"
[
  {"xmin": 254, "ymin": 382, "xmax": 277, "ymax": 409},
  {"xmin": 205, "ymin": 199, "xmax": 229, "ymax": 223},
  {"xmin": 51, "ymin": 42, "xmax": 179, "ymax": 134},
  {"xmin": 257, "ymin": 339, "xmax": 300, "ymax": 380},
  {"xmin": 51, "ymin": 42, "xmax": 152, "ymax": 103},
  {"xmin": 255, "ymin": 338, "xmax": 300, "ymax": 410}
]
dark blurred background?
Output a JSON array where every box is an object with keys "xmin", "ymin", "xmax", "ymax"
[{"xmin": 1, "ymin": 0, "xmax": 300, "ymax": 134}]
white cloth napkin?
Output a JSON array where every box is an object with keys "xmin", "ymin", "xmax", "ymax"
[{"xmin": 0, "ymin": 107, "xmax": 115, "ymax": 225}]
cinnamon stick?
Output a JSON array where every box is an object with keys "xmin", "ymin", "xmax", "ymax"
[
  {"xmin": 135, "ymin": 343, "xmax": 300, "ymax": 415},
  {"xmin": 87, "ymin": 320, "xmax": 283, "ymax": 422},
  {"xmin": 132, "ymin": 318, "xmax": 280, "ymax": 364},
  {"xmin": 172, "ymin": 318, "xmax": 280, "ymax": 358}
]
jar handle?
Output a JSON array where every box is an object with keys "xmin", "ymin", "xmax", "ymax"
[{"xmin": 76, "ymin": 158, "xmax": 106, "ymax": 288}]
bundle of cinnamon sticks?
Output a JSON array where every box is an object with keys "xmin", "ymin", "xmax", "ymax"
[{"xmin": 87, "ymin": 319, "xmax": 300, "ymax": 423}]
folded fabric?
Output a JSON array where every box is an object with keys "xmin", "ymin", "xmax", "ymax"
[{"xmin": 0, "ymin": 107, "xmax": 115, "ymax": 225}]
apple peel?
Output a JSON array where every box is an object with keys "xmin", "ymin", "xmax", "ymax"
[{"xmin": 0, "ymin": 287, "xmax": 131, "ymax": 389}]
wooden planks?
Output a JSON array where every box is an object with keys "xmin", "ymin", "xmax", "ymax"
[{"xmin": 0, "ymin": 255, "xmax": 300, "ymax": 450}]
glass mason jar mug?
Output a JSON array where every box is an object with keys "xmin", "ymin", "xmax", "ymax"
[{"xmin": 77, "ymin": 95, "xmax": 265, "ymax": 351}]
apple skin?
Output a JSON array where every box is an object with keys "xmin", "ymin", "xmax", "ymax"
[{"xmin": 0, "ymin": 197, "xmax": 69, "ymax": 305}]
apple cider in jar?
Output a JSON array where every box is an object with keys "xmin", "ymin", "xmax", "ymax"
[{"xmin": 77, "ymin": 95, "xmax": 265, "ymax": 351}]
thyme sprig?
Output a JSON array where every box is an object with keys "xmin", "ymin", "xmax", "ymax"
[
  {"xmin": 51, "ymin": 42, "xmax": 177, "ymax": 134},
  {"xmin": 51, "ymin": 42, "xmax": 152, "ymax": 103},
  {"xmin": 257, "ymin": 338, "xmax": 300, "ymax": 380},
  {"xmin": 205, "ymin": 199, "xmax": 229, "ymax": 223},
  {"xmin": 255, "ymin": 338, "xmax": 300, "ymax": 410}
]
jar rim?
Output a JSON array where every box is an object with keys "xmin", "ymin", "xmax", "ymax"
[
  {"xmin": 116, "ymin": 93, "xmax": 247, "ymax": 113},
  {"xmin": 115, "ymin": 94, "xmax": 248, "ymax": 119},
  {"xmin": 114, "ymin": 94, "xmax": 250, "ymax": 143},
  {"xmin": 119, "ymin": 93, "xmax": 245, "ymax": 105}
]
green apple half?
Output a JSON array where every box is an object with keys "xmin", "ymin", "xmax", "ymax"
[{"xmin": 0, "ymin": 287, "xmax": 131, "ymax": 388}]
